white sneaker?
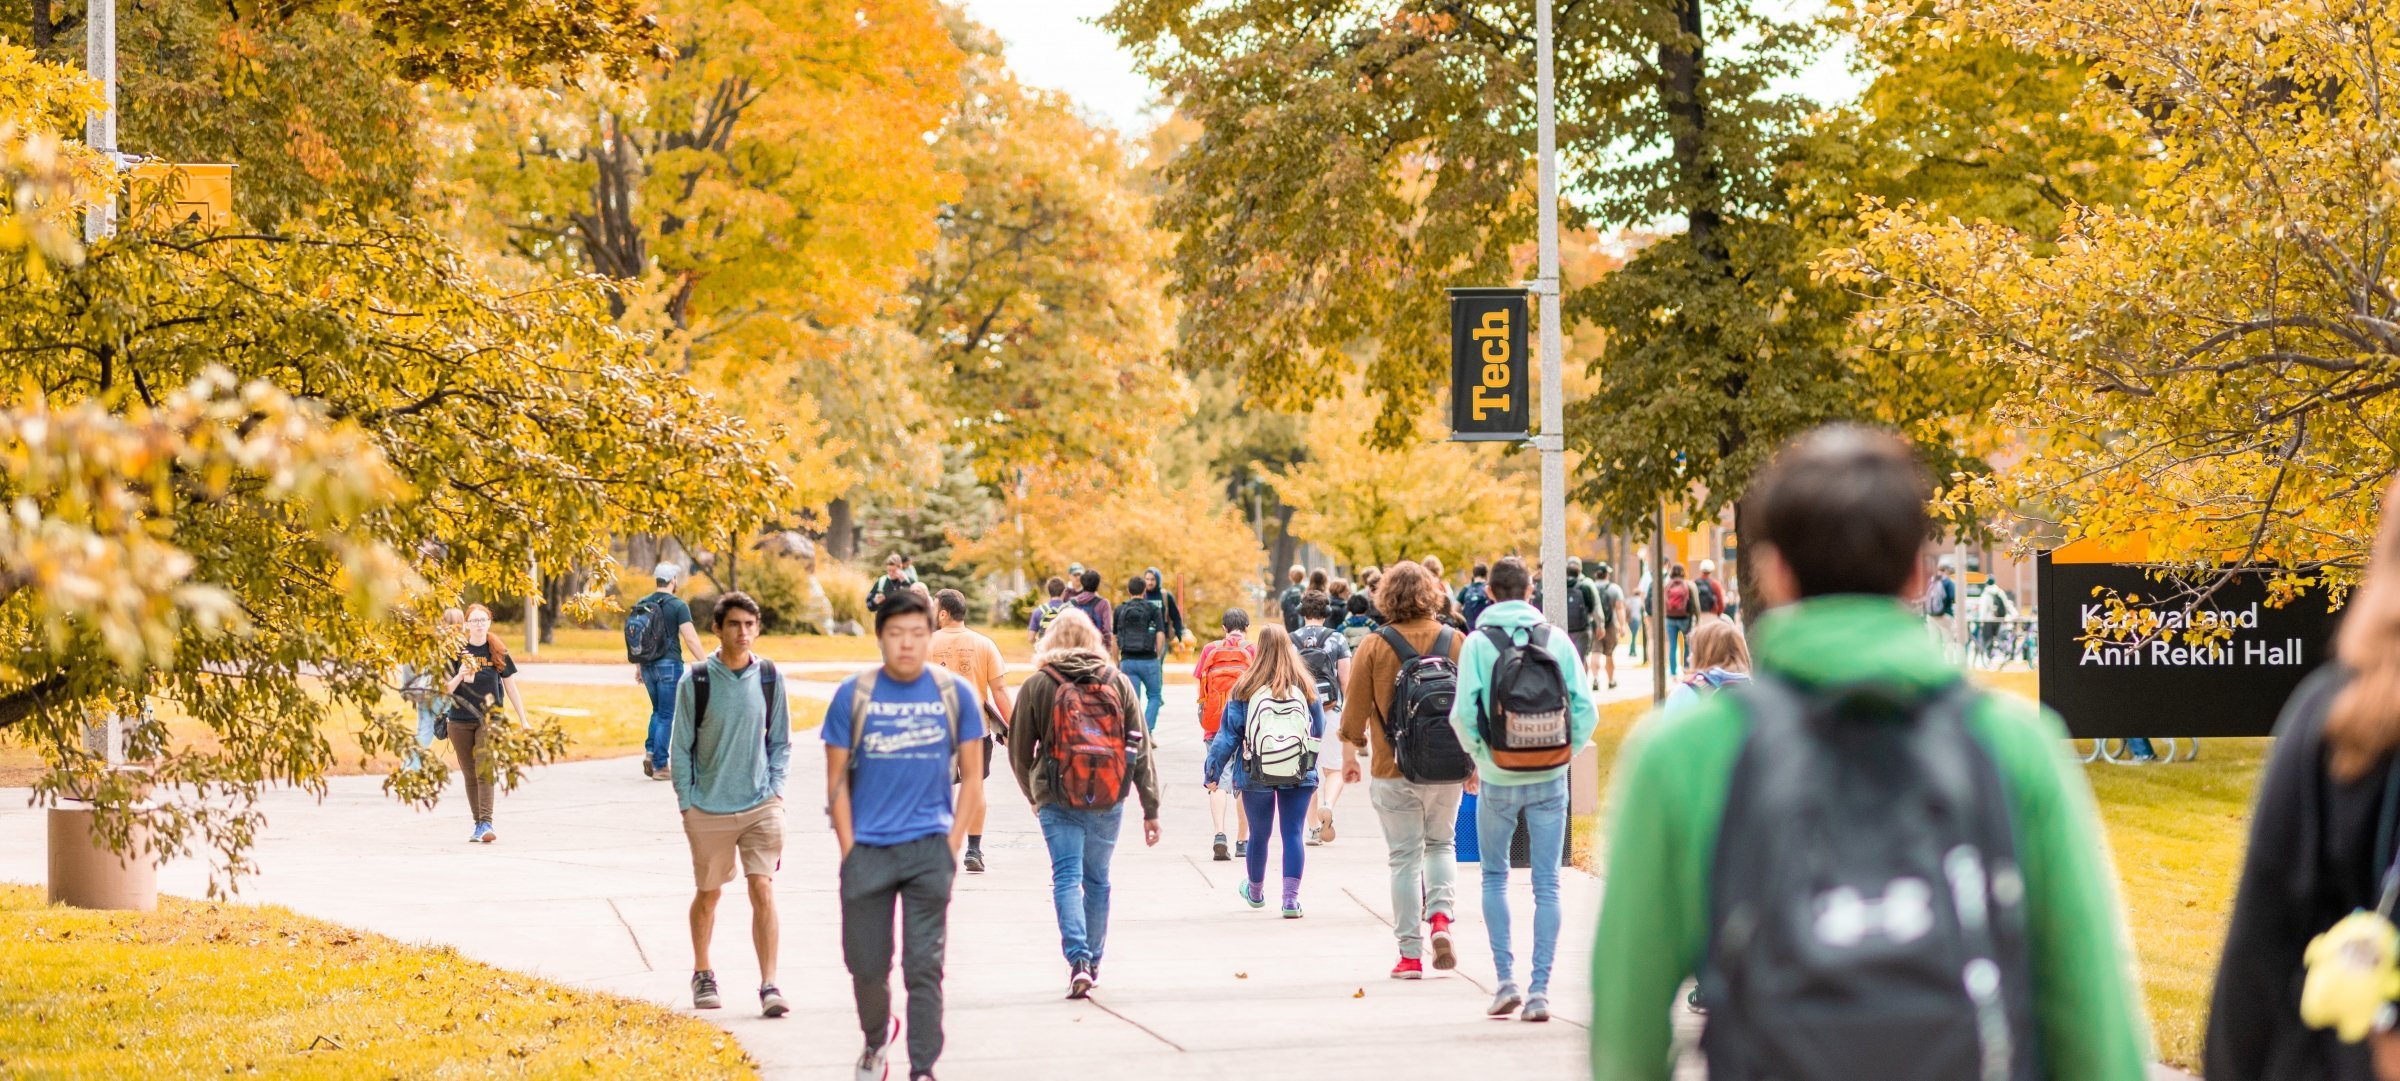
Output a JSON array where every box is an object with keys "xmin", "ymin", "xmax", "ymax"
[{"xmin": 856, "ymin": 1018, "xmax": 899, "ymax": 1081}]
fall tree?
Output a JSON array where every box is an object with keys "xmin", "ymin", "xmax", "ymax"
[
  {"xmin": 1264, "ymin": 390, "xmax": 1538, "ymax": 574},
  {"xmin": 1835, "ymin": 0, "xmax": 2400, "ymax": 587},
  {"xmin": 953, "ymin": 467, "xmax": 1263, "ymax": 638}
]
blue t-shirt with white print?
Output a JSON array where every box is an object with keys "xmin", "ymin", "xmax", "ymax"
[{"xmin": 822, "ymin": 668, "xmax": 985, "ymax": 847}]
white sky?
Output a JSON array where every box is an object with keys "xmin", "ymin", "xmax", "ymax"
[{"xmin": 959, "ymin": 0, "xmax": 1866, "ymax": 138}]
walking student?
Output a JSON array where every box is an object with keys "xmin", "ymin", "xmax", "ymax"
[
  {"xmin": 443, "ymin": 603, "xmax": 527, "ymax": 843},
  {"xmin": 2207, "ymin": 476, "xmax": 2400, "ymax": 1081},
  {"xmin": 399, "ymin": 607, "xmax": 465, "ymax": 771},
  {"xmin": 669, "ymin": 592, "xmax": 793, "ymax": 1018},
  {"xmin": 1660, "ymin": 564, "xmax": 1694, "ymax": 675},
  {"xmin": 1341, "ymin": 560, "xmax": 1471, "ymax": 979},
  {"xmin": 824, "ymin": 589, "xmax": 986, "ymax": 1081},
  {"xmin": 1591, "ymin": 562, "xmax": 1627, "ymax": 690},
  {"xmin": 1008, "ymin": 609, "xmax": 1162, "ymax": 999},
  {"xmin": 1194, "ymin": 609, "xmax": 1257, "ymax": 861},
  {"xmin": 1293, "ymin": 590, "xmax": 1353, "ymax": 846},
  {"xmin": 1665, "ymin": 618, "xmax": 1752, "ymax": 712},
  {"xmin": 1450, "ymin": 556, "xmax": 1598, "ymax": 1021},
  {"xmin": 1204, "ymin": 624, "xmax": 1327, "ymax": 918},
  {"xmin": 1028, "ymin": 576, "xmax": 1071, "ymax": 642},
  {"xmin": 929, "ymin": 589, "xmax": 1012, "ymax": 875},
  {"xmin": 1589, "ymin": 426, "xmax": 2147, "ymax": 1081},
  {"xmin": 1065, "ymin": 569, "xmax": 1115, "ymax": 655},
  {"xmin": 1564, "ymin": 558, "xmax": 1604, "ymax": 688},
  {"xmin": 1115, "ymin": 575, "xmax": 1169, "ymax": 732},
  {"xmin": 1280, "ymin": 565, "xmax": 1308, "ymax": 633},
  {"xmin": 1144, "ymin": 567, "xmax": 1188, "ymax": 649},
  {"xmin": 630, "ymin": 562, "xmax": 707, "ymax": 782}
]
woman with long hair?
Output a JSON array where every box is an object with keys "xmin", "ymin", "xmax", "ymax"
[
  {"xmin": 1202, "ymin": 624, "xmax": 1327, "ymax": 918},
  {"xmin": 444, "ymin": 603, "xmax": 528, "ymax": 843},
  {"xmin": 2210, "ymin": 478, "xmax": 2400, "ymax": 1080},
  {"xmin": 1665, "ymin": 618, "xmax": 1753, "ymax": 711}
]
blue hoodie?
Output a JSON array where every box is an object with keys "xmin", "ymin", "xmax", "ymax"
[{"xmin": 1447, "ymin": 599, "xmax": 1600, "ymax": 787}]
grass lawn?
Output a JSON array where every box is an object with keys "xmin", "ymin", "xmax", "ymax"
[
  {"xmin": 0, "ymin": 683, "xmax": 828, "ymax": 788},
  {"xmin": 503, "ymin": 623, "xmax": 1204, "ymax": 683},
  {"xmin": 0, "ymin": 883, "xmax": 754, "ymax": 1079},
  {"xmin": 1574, "ymin": 669, "xmax": 2253, "ymax": 1070}
]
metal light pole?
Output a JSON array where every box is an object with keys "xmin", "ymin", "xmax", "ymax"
[
  {"xmin": 1653, "ymin": 497, "xmax": 1669, "ymax": 703},
  {"xmin": 83, "ymin": 0, "xmax": 118, "ymax": 243},
  {"xmin": 1534, "ymin": 0, "xmax": 1567, "ymax": 625}
]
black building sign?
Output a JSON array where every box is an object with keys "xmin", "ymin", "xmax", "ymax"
[
  {"xmin": 2036, "ymin": 548, "xmax": 2342, "ymax": 739},
  {"xmin": 1448, "ymin": 287, "xmax": 1529, "ymax": 441}
]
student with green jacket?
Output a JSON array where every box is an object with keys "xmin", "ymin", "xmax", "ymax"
[
  {"xmin": 1449, "ymin": 555, "xmax": 1601, "ymax": 1023},
  {"xmin": 1589, "ymin": 427, "xmax": 2150, "ymax": 1081}
]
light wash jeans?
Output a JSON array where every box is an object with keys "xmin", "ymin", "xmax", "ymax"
[
  {"xmin": 1665, "ymin": 617, "xmax": 1692, "ymax": 675},
  {"xmin": 1036, "ymin": 802, "xmax": 1125, "ymax": 965},
  {"xmin": 640, "ymin": 657, "xmax": 685, "ymax": 769},
  {"xmin": 405, "ymin": 699, "xmax": 441, "ymax": 770},
  {"xmin": 1119, "ymin": 657, "xmax": 1165, "ymax": 730},
  {"xmin": 1476, "ymin": 775, "xmax": 1569, "ymax": 993},
  {"xmin": 1369, "ymin": 777, "xmax": 1463, "ymax": 959}
]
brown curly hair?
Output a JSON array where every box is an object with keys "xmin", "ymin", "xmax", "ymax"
[
  {"xmin": 1375, "ymin": 561, "xmax": 1448, "ymax": 624},
  {"xmin": 2329, "ymin": 477, "xmax": 2400, "ymax": 780}
]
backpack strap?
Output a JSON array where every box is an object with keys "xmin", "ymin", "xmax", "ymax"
[
  {"xmin": 693, "ymin": 666, "xmax": 712, "ymax": 733},
  {"xmin": 1374, "ymin": 624, "xmax": 1420, "ymax": 665},
  {"xmin": 845, "ymin": 670, "xmax": 881, "ymax": 774},
  {"xmin": 758, "ymin": 659, "xmax": 779, "ymax": 751},
  {"xmin": 938, "ymin": 669, "xmax": 964, "ymax": 761}
]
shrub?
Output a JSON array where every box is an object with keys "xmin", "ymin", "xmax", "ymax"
[
  {"xmin": 816, "ymin": 560, "xmax": 874, "ymax": 632},
  {"xmin": 739, "ymin": 553, "xmax": 822, "ymax": 634}
]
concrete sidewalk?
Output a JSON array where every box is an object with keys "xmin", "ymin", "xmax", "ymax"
[{"xmin": 2, "ymin": 680, "xmax": 1607, "ymax": 1080}]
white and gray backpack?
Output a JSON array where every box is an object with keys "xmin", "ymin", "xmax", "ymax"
[{"xmin": 1241, "ymin": 688, "xmax": 1315, "ymax": 787}]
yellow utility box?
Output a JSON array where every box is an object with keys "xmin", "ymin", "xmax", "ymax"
[{"xmin": 128, "ymin": 162, "xmax": 235, "ymax": 230}]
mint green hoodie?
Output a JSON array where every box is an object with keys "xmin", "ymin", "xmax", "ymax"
[
  {"xmin": 1588, "ymin": 596, "xmax": 2150, "ymax": 1081},
  {"xmin": 1447, "ymin": 599, "xmax": 1601, "ymax": 787}
]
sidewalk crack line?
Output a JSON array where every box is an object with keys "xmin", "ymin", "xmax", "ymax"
[
  {"xmin": 1086, "ymin": 999, "xmax": 1186, "ymax": 1052},
  {"xmin": 606, "ymin": 897, "xmax": 653, "ymax": 971}
]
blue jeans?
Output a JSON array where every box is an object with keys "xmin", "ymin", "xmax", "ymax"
[
  {"xmin": 1476, "ymin": 776, "xmax": 1568, "ymax": 994},
  {"xmin": 1665, "ymin": 618, "xmax": 1692, "ymax": 675},
  {"xmin": 405, "ymin": 700, "xmax": 442, "ymax": 770},
  {"xmin": 1036, "ymin": 802, "xmax": 1125, "ymax": 965},
  {"xmin": 1120, "ymin": 657, "xmax": 1165, "ymax": 730},
  {"xmin": 641, "ymin": 658, "xmax": 685, "ymax": 769}
]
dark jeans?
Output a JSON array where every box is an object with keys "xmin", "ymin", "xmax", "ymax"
[
  {"xmin": 1118, "ymin": 656, "xmax": 1164, "ymax": 730},
  {"xmin": 447, "ymin": 721, "xmax": 494, "ymax": 824},
  {"xmin": 641, "ymin": 658, "xmax": 684, "ymax": 769},
  {"xmin": 840, "ymin": 834, "xmax": 956, "ymax": 1071},
  {"xmin": 1241, "ymin": 786, "xmax": 1313, "ymax": 885},
  {"xmin": 1665, "ymin": 617, "xmax": 1693, "ymax": 675}
]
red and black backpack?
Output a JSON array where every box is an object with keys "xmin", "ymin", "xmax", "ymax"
[{"xmin": 1042, "ymin": 665, "xmax": 1133, "ymax": 810}]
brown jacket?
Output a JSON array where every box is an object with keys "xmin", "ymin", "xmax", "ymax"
[
  {"xmin": 1339, "ymin": 618, "xmax": 1465, "ymax": 780},
  {"xmin": 1007, "ymin": 648, "xmax": 1162, "ymax": 819}
]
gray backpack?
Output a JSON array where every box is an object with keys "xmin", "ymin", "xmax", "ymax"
[{"xmin": 1698, "ymin": 677, "xmax": 2038, "ymax": 1081}]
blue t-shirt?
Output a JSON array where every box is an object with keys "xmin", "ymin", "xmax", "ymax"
[{"xmin": 822, "ymin": 668, "xmax": 985, "ymax": 847}]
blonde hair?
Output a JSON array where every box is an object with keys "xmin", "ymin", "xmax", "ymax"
[
  {"xmin": 1688, "ymin": 619, "xmax": 1751, "ymax": 674},
  {"xmin": 2328, "ymin": 478, "xmax": 2400, "ymax": 780},
  {"xmin": 1034, "ymin": 607, "xmax": 1104, "ymax": 667},
  {"xmin": 1229, "ymin": 624, "xmax": 1317, "ymax": 704}
]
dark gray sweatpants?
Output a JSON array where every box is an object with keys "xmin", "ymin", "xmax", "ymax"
[{"xmin": 841, "ymin": 834, "xmax": 957, "ymax": 1071}]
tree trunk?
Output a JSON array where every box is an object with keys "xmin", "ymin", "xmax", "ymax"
[
  {"xmin": 32, "ymin": 0, "xmax": 54, "ymax": 48},
  {"xmin": 827, "ymin": 498, "xmax": 856, "ymax": 561},
  {"xmin": 1267, "ymin": 503, "xmax": 1298, "ymax": 591},
  {"xmin": 1660, "ymin": 0, "xmax": 1723, "ymax": 261}
]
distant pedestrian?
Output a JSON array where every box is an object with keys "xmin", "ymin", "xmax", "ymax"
[
  {"xmin": 1204, "ymin": 624, "xmax": 1327, "ymax": 918},
  {"xmin": 929, "ymin": 589, "xmax": 1012, "ymax": 875},
  {"xmin": 631, "ymin": 562, "xmax": 707, "ymax": 782},
  {"xmin": 823, "ymin": 588, "xmax": 985, "ymax": 1081},
  {"xmin": 1628, "ymin": 558, "xmax": 1652, "ymax": 662},
  {"xmin": 1342, "ymin": 561, "xmax": 1469, "ymax": 979},
  {"xmin": 1660, "ymin": 564, "xmax": 1693, "ymax": 675},
  {"xmin": 1294, "ymin": 590, "xmax": 1354, "ymax": 846},
  {"xmin": 1458, "ymin": 562, "xmax": 1494, "ymax": 628},
  {"xmin": 670, "ymin": 592, "xmax": 792, "ymax": 1018},
  {"xmin": 1338, "ymin": 593, "xmax": 1379, "ymax": 651},
  {"xmin": 1115, "ymin": 575, "xmax": 1169, "ymax": 732},
  {"xmin": 1144, "ymin": 567, "xmax": 1188, "ymax": 648},
  {"xmin": 1009, "ymin": 609, "xmax": 1162, "ymax": 999},
  {"xmin": 443, "ymin": 603, "xmax": 527, "ymax": 844},
  {"xmin": 1590, "ymin": 563, "xmax": 1627, "ymax": 690},
  {"xmin": 398, "ymin": 607, "xmax": 465, "ymax": 771},
  {"xmin": 1028, "ymin": 576, "xmax": 1071, "ymax": 643},
  {"xmin": 1280, "ymin": 565, "xmax": 1308, "ymax": 633},
  {"xmin": 1663, "ymin": 618, "xmax": 1750, "ymax": 712},
  {"xmin": 1450, "ymin": 556, "xmax": 1598, "ymax": 1022},
  {"xmin": 1589, "ymin": 426, "xmax": 2147, "ymax": 1081},
  {"xmin": 865, "ymin": 553, "xmax": 912, "ymax": 611},
  {"xmin": 1564, "ymin": 557, "xmax": 1604, "ymax": 685},
  {"xmin": 1195, "ymin": 609, "xmax": 1257, "ymax": 861},
  {"xmin": 1065, "ymin": 569, "xmax": 1115, "ymax": 655},
  {"xmin": 2207, "ymin": 476, "xmax": 2400, "ymax": 1081},
  {"xmin": 1692, "ymin": 559, "xmax": 1728, "ymax": 627}
]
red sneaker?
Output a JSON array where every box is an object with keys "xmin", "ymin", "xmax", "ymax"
[
  {"xmin": 1428, "ymin": 913, "xmax": 1456, "ymax": 971},
  {"xmin": 1390, "ymin": 956, "xmax": 1424, "ymax": 980}
]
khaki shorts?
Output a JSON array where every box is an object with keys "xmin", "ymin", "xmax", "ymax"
[{"xmin": 682, "ymin": 797, "xmax": 785, "ymax": 889}]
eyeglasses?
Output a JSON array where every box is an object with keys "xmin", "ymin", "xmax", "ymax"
[{"xmin": 465, "ymin": 616, "xmax": 492, "ymax": 625}]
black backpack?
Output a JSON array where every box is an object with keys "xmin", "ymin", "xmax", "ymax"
[
  {"xmin": 1115, "ymin": 598, "xmax": 1161, "ymax": 656},
  {"xmin": 1565, "ymin": 579, "xmax": 1593, "ymax": 633},
  {"xmin": 1459, "ymin": 581, "xmax": 1493, "ymax": 627},
  {"xmin": 1294, "ymin": 625, "xmax": 1344, "ymax": 706},
  {"xmin": 624, "ymin": 594, "xmax": 675, "ymax": 664},
  {"xmin": 1280, "ymin": 585, "xmax": 1306, "ymax": 631},
  {"xmin": 1374, "ymin": 626, "xmax": 1472, "ymax": 783},
  {"xmin": 691, "ymin": 659, "xmax": 781, "ymax": 755},
  {"xmin": 1477, "ymin": 626, "xmax": 1574, "ymax": 771},
  {"xmin": 1699, "ymin": 677, "xmax": 2038, "ymax": 1081},
  {"xmin": 1070, "ymin": 594, "xmax": 1112, "ymax": 647}
]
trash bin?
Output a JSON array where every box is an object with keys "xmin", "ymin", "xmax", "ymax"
[
  {"xmin": 1457, "ymin": 793, "xmax": 1573, "ymax": 868},
  {"xmin": 1455, "ymin": 792, "xmax": 1480, "ymax": 863}
]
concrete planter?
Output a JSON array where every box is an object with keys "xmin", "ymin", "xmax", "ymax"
[{"xmin": 47, "ymin": 791, "xmax": 158, "ymax": 912}]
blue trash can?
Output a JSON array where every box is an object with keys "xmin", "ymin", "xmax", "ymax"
[{"xmin": 1456, "ymin": 792, "xmax": 1480, "ymax": 863}]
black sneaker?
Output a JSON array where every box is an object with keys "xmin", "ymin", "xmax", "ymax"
[
  {"xmin": 641, "ymin": 758, "xmax": 656, "ymax": 779},
  {"xmin": 1067, "ymin": 963, "xmax": 1093, "ymax": 1000},
  {"xmin": 1211, "ymin": 833, "xmax": 1229, "ymax": 861},
  {"xmin": 760, "ymin": 984, "xmax": 788, "ymax": 1018},
  {"xmin": 963, "ymin": 849, "xmax": 985, "ymax": 874},
  {"xmin": 691, "ymin": 969, "xmax": 721, "ymax": 1010}
]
